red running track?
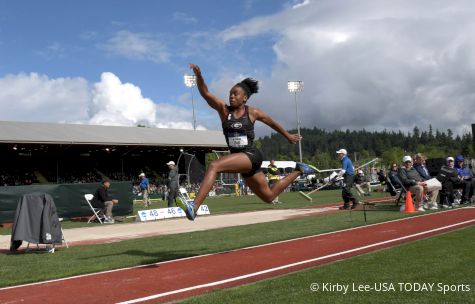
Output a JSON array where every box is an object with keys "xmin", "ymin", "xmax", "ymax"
[{"xmin": 1, "ymin": 207, "xmax": 474, "ymax": 304}]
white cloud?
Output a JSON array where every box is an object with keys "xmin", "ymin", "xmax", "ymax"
[
  {"xmin": 291, "ymin": 0, "xmax": 310, "ymax": 10},
  {"xmin": 35, "ymin": 42, "xmax": 67, "ymax": 60},
  {"xmin": 0, "ymin": 72, "xmax": 204, "ymax": 130},
  {"xmin": 102, "ymin": 30, "xmax": 169, "ymax": 63},
  {"xmin": 218, "ymin": 0, "xmax": 475, "ymax": 135},
  {"xmin": 173, "ymin": 12, "xmax": 198, "ymax": 24},
  {"xmin": 89, "ymin": 72, "xmax": 205, "ymax": 129},
  {"xmin": 89, "ymin": 72, "xmax": 158, "ymax": 126},
  {"xmin": 0, "ymin": 73, "xmax": 89, "ymax": 122}
]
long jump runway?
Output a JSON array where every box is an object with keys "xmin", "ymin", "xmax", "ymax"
[{"xmin": 1, "ymin": 207, "xmax": 474, "ymax": 304}]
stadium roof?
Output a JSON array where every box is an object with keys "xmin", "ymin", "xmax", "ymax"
[{"xmin": 0, "ymin": 121, "xmax": 227, "ymax": 147}]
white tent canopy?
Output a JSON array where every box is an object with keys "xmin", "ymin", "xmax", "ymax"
[{"xmin": 261, "ymin": 161, "xmax": 296, "ymax": 169}]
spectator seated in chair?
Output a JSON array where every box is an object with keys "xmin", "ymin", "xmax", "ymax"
[
  {"xmin": 388, "ymin": 163, "xmax": 402, "ymax": 185},
  {"xmin": 354, "ymin": 169, "xmax": 371, "ymax": 196},
  {"xmin": 437, "ymin": 157, "xmax": 464, "ymax": 208},
  {"xmin": 386, "ymin": 163, "xmax": 402, "ymax": 196},
  {"xmin": 454, "ymin": 155, "xmax": 475, "ymax": 204},
  {"xmin": 398, "ymin": 155, "xmax": 439, "ymax": 211},
  {"xmin": 413, "ymin": 153, "xmax": 431, "ymax": 180},
  {"xmin": 92, "ymin": 180, "xmax": 119, "ymax": 223},
  {"xmin": 377, "ymin": 169, "xmax": 387, "ymax": 184}
]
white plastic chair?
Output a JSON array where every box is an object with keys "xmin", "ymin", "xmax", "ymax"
[
  {"xmin": 178, "ymin": 187, "xmax": 194, "ymax": 203},
  {"xmin": 84, "ymin": 194, "xmax": 104, "ymax": 224}
]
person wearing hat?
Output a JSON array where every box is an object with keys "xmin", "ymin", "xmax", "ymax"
[
  {"xmin": 354, "ymin": 169, "xmax": 371, "ymax": 196},
  {"xmin": 454, "ymin": 155, "xmax": 474, "ymax": 204},
  {"xmin": 91, "ymin": 180, "xmax": 119, "ymax": 223},
  {"xmin": 139, "ymin": 173, "xmax": 150, "ymax": 207},
  {"xmin": 335, "ymin": 149, "xmax": 359, "ymax": 209},
  {"xmin": 166, "ymin": 161, "xmax": 178, "ymax": 208},
  {"xmin": 398, "ymin": 156, "xmax": 425, "ymax": 211},
  {"xmin": 437, "ymin": 157, "xmax": 464, "ymax": 207},
  {"xmin": 398, "ymin": 155, "xmax": 439, "ymax": 211}
]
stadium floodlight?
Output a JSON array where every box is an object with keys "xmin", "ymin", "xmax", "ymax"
[
  {"xmin": 288, "ymin": 81, "xmax": 304, "ymax": 163},
  {"xmin": 287, "ymin": 80, "xmax": 304, "ymax": 92},
  {"xmin": 184, "ymin": 74, "xmax": 197, "ymax": 130}
]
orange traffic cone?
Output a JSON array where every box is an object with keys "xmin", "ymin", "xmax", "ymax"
[{"xmin": 404, "ymin": 191, "xmax": 416, "ymax": 213}]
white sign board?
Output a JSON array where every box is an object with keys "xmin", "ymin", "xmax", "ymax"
[
  {"xmin": 136, "ymin": 205, "xmax": 210, "ymax": 222},
  {"xmin": 196, "ymin": 204, "xmax": 210, "ymax": 216}
]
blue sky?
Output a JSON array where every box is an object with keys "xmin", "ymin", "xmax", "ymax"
[
  {"xmin": 0, "ymin": 0, "xmax": 282, "ymax": 114},
  {"xmin": 1, "ymin": 0, "xmax": 474, "ymax": 135}
]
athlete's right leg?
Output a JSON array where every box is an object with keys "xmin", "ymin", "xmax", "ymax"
[
  {"xmin": 177, "ymin": 153, "xmax": 253, "ymax": 220},
  {"xmin": 245, "ymin": 170, "xmax": 301, "ymax": 203}
]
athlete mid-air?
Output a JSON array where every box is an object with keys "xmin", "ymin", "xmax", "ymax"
[{"xmin": 176, "ymin": 64, "xmax": 317, "ymax": 220}]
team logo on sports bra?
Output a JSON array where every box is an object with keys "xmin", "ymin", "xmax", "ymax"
[{"xmin": 232, "ymin": 122, "xmax": 243, "ymax": 129}]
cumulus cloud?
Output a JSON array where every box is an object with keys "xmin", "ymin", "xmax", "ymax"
[
  {"xmin": 0, "ymin": 73, "xmax": 89, "ymax": 122},
  {"xmin": 89, "ymin": 72, "xmax": 205, "ymax": 129},
  {"xmin": 0, "ymin": 72, "xmax": 204, "ymax": 130},
  {"xmin": 102, "ymin": 30, "xmax": 169, "ymax": 63},
  {"xmin": 219, "ymin": 0, "xmax": 475, "ymax": 135},
  {"xmin": 89, "ymin": 72, "xmax": 158, "ymax": 126}
]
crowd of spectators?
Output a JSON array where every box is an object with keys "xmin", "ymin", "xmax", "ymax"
[
  {"xmin": 3, "ymin": 152, "xmax": 474, "ymax": 211},
  {"xmin": 384, "ymin": 153, "xmax": 475, "ymax": 210},
  {"xmin": 58, "ymin": 169, "xmax": 102, "ymax": 184},
  {"xmin": 0, "ymin": 169, "xmax": 38, "ymax": 186}
]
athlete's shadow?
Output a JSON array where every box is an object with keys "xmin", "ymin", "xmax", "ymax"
[{"xmin": 82, "ymin": 249, "xmax": 206, "ymax": 265}]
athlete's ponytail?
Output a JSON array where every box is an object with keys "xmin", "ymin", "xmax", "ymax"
[{"xmin": 236, "ymin": 78, "xmax": 259, "ymax": 97}]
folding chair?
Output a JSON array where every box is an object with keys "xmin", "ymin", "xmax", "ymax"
[
  {"xmin": 386, "ymin": 176, "xmax": 404, "ymax": 205},
  {"xmin": 59, "ymin": 218, "xmax": 69, "ymax": 248},
  {"xmin": 84, "ymin": 194, "xmax": 104, "ymax": 224},
  {"xmin": 178, "ymin": 187, "xmax": 194, "ymax": 204}
]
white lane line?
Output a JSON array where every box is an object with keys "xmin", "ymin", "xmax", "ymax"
[
  {"xmin": 0, "ymin": 206, "xmax": 472, "ymax": 292},
  {"xmin": 117, "ymin": 218, "xmax": 475, "ymax": 303}
]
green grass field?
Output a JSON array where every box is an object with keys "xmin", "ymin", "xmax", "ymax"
[
  {"xmin": 1, "ymin": 189, "xmax": 472, "ymax": 304},
  {"xmin": 0, "ymin": 190, "xmax": 390, "ymax": 235},
  {"xmin": 0, "ymin": 201, "xmax": 410, "ymax": 287},
  {"xmin": 183, "ymin": 226, "xmax": 475, "ymax": 304}
]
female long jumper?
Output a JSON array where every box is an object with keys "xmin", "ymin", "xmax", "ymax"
[{"xmin": 177, "ymin": 64, "xmax": 317, "ymax": 220}]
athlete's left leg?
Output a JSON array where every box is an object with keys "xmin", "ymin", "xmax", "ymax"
[{"xmin": 245, "ymin": 170, "xmax": 300, "ymax": 203}]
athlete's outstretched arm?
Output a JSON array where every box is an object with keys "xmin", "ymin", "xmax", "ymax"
[
  {"xmin": 250, "ymin": 107, "xmax": 301, "ymax": 144},
  {"xmin": 190, "ymin": 64, "xmax": 227, "ymax": 118}
]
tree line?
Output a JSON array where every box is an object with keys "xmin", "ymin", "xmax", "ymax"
[{"xmin": 256, "ymin": 125, "xmax": 473, "ymax": 169}]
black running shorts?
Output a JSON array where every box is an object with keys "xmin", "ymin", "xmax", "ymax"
[{"xmin": 231, "ymin": 147, "xmax": 263, "ymax": 178}]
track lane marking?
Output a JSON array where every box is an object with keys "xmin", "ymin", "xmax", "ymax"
[
  {"xmin": 0, "ymin": 206, "xmax": 472, "ymax": 292},
  {"xmin": 118, "ymin": 218, "xmax": 475, "ymax": 303}
]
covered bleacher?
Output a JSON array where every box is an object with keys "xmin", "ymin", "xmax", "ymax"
[{"xmin": 0, "ymin": 121, "xmax": 227, "ymax": 223}]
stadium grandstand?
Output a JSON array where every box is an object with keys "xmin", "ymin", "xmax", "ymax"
[
  {"xmin": 0, "ymin": 121, "xmax": 227, "ymax": 223},
  {"xmin": 0, "ymin": 121, "xmax": 227, "ymax": 186}
]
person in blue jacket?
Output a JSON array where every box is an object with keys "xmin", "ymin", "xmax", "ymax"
[
  {"xmin": 454, "ymin": 155, "xmax": 474, "ymax": 204},
  {"xmin": 335, "ymin": 149, "xmax": 359, "ymax": 210}
]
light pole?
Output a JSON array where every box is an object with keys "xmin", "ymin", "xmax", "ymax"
[
  {"xmin": 184, "ymin": 74, "xmax": 197, "ymax": 130},
  {"xmin": 288, "ymin": 80, "xmax": 304, "ymax": 163}
]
